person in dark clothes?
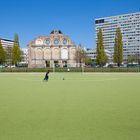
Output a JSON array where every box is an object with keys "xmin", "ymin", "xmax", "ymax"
[{"xmin": 44, "ymin": 70, "xmax": 50, "ymax": 81}]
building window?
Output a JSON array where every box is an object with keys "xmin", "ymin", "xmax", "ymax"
[
  {"xmin": 54, "ymin": 40, "xmax": 59, "ymax": 45},
  {"xmin": 63, "ymin": 39, "xmax": 67, "ymax": 45},
  {"xmin": 95, "ymin": 19, "xmax": 105, "ymax": 24},
  {"xmin": 45, "ymin": 39, "xmax": 50, "ymax": 45}
]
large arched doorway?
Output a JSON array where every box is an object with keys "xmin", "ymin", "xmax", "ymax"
[
  {"xmin": 54, "ymin": 61, "xmax": 59, "ymax": 67},
  {"xmin": 45, "ymin": 61, "xmax": 50, "ymax": 67}
]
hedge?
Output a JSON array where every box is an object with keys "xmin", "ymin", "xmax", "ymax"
[{"xmin": 0, "ymin": 67, "xmax": 140, "ymax": 72}]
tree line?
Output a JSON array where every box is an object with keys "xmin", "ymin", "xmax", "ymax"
[
  {"xmin": 96, "ymin": 27, "xmax": 123, "ymax": 67},
  {"xmin": 0, "ymin": 29, "xmax": 131, "ymax": 68},
  {"xmin": 75, "ymin": 27, "xmax": 123, "ymax": 67},
  {"xmin": 0, "ymin": 34, "xmax": 21, "ymax": 66}
]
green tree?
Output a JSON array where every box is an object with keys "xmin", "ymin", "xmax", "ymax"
[
  {"xmin": 12, "ymin": 34, "xmax": 21, "ymax": 65},
  {"xmin": 6, "ymin": 47, "xmax": 12, "ymax": 65},
  {"xmin": 96, "ymin": 28, "xmax": 106, "ymax": 66},
  {"xmin": 85, "ymin": 57, "xmax": 93, "ymax": 66},
  {"xmin": 114, "ymin": 27, "xmax": 123, "ymax": 67},
  {"xmin": 0, "ymin": 39, "xmax": 6, "ymax": 65}
]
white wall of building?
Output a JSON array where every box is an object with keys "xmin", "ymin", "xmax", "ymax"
[{"xmin": 95, "ymin": 12, "xmax": 140, "ymax": 62}]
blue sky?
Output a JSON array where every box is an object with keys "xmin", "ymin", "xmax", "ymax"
[{"xmin": 0, "ymin": 0, "xmax": 140, "ymax": 48}]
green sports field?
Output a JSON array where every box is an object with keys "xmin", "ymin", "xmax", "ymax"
[{"xmin": 0, "ymin": 73, "xmax": 140, "ymax": 140}]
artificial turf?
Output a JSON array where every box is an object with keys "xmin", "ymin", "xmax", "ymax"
[{"xmin": 0, "ymin": 73, "xmax": 140, "ymax": 140}]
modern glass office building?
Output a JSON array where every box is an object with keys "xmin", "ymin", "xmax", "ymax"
[{"xmin": 95, "ymin": 12, "xmax": 140, "ymax": 63}]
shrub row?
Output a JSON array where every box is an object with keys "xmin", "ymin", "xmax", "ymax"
[
  {"xmin": 0, "ymin": 67, "xmax": 140, "ymax": 72},
  {"xmin": 84, "ymin": 67, "xmax": 140, "ymax": 72},
  {"xmin": 0, "ymin": 68, "xmax": 52, "ymax": 72}
]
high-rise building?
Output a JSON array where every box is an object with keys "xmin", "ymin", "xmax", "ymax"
[
  {"xmin": 20, "ymin": 48, "xmax": 28, "ymax": 66},
  {"xmin": 0, "ymin": 38, "xmax": 14, "ymax": 65},
  {"xmin": 0, "ymin": 38, "xmax": 14, "ymax": 48},
  {"xmin": 95, "ymin": 12, "xmax": 140, "ymax": 63},
  {"xmin": 86, "ymin": 48, "xmax": 112, "ymax": 63}
]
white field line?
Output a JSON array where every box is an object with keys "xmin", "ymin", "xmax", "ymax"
[
  {"xmin": 16, "ymin": 78, "xmax": 42, "ymax": 82},
  {"xmin": 0, "ymin": 73, "xmax": 44, "ymax": 75},
  {"xmin": 90, "ymin": 78, "xmax": 120, "ymax": 82},
  {"xmin": 0, "ymin": 72, "xmax": 140, "ymax": 75},
  {"xmin": 16, "ymin": 77, "xmax": 120, "ymax": 82},
  {"xmin": 63, "ymin": 78, "xmax": 120, "ymax": 82}
]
